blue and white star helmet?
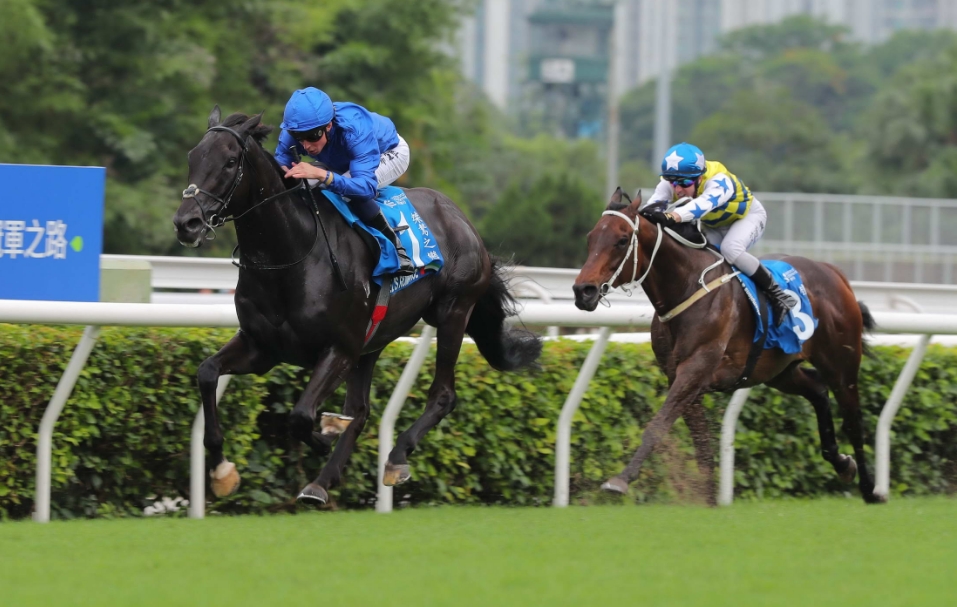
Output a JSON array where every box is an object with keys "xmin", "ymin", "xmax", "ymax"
[{"xmin": 660, "ymin": 142, "xmax": 706, "ymax": 178}]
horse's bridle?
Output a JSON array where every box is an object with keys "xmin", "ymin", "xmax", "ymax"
[
  {"xmin": 598, "ymin": 210, "xmax": 664, "ymax": 305},
  {"xmin": 181, "ymin": 125, "xmax": 251, "ymax": 240},
  {"xmin": 179, "ymin": 124, "xmax": 346, "ymax": 282},
  {"xmin": 599, "ymin": 210, "xmax": 740, "ymax": 321}
]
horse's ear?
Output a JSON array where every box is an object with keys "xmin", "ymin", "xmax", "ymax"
[
  {"xmin": 239, "ymin": 111, "xmax": 263, "ymax": 134},
  {"xmin": 607, "ymin": 186, "xmax": 624, "ymax": 208},
  {"xmin": 208, "ymin": 105, "xmax": 222, "ymax": 129},
  {"xmin": 631, "ymin": 189, "xmax": 643, "ymax": 209}
]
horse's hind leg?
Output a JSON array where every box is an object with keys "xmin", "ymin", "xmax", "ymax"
[
  {"xmin": 831, "ymin": 378, "xmax": 883, "ymax": 504},
  {"xmin": 298, "ymin": 351, "xmax": 381, "ymax": 505},
  {"xmin": 682, "ymin": 401, "xmax": 717, "ymax": 506},
  {"xmin": 766, "ymin": 363, "xmax": 856, "ymax": 482},
  {"xmin": 198, "ymin": 331, "xmax": 277, "ymax": 498},
  {"xmin": 384, "ymin": 305, "xmax": 473, "ymax": 486}
]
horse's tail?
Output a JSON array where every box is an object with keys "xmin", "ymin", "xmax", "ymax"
[
  {"xmin": 466, "ymin": 257, "xmax": 543, "ymax": 372},
  {"xmin": 859, "ymin": 300, "xmax": 877, "ymax": 359}
]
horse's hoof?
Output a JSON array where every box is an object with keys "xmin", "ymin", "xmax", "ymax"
[
  {"xmin": 297, "ymin": 483, "xmax": 329, "ymax": 506},
  {"xmin": 383, "ymin": 462, "xmax": 411, "ymax": 486},
  {"xmin": 837, "ymin": 454, "xmax": 857, "ymax": 484},
  {"xmin": 320, "ymin": 412, "xmax": 354, "ymax": 436},
  {"xmin": 600, "ymin": 477, "xmax": 629, "ymax": 494},
  {"xmin": 209, "ymin": 460, "xmax": 241, "ymax": 498},
  {"xmin": 863, "ymin": 491, "xmax": 887, "ymax": 505}
]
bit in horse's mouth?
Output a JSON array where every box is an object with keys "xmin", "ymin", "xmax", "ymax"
[{"xmin": 178, "ymin": 235, "xmax": 203, "ymax": 248}]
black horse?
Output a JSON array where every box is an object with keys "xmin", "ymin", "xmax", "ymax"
[{"xmin": 173, "ymin": 107, "xmax": 541, "ymax": 505}]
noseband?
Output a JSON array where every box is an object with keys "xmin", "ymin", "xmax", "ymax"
[
  {"xmin": 598, "ymin": 210, "xmax": 663, "ymax": 305},
  {"xmin": 181, "ymin": 125, "xmax": 250, "ymax": 240}
]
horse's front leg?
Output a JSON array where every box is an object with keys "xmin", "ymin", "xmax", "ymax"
[
  {"xmin": 198, "ymin": 331, "xmax": 277, "ymax": 498},
  {"xmin": 682, "ymin": 399, "xmax": 717, "ymax": 506},
  {"xmin": 602, "ymin": 357, "xmax": 714, "ymax": 494},
  {"xmin": 289, "ymin": 346, "xmax": 357, "ymax": 504},
  {"xmin": 297, "ymin": 351, "xmax": 382, "ymax": 506}
]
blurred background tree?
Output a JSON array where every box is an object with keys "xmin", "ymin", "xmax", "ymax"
[
  {"xmin": 618, "ymin": 15, "xmax": 957, "ymax": 198},
  {"xmin": 6, "ymin": 7, "xmax": 957, "ymax": 265}
]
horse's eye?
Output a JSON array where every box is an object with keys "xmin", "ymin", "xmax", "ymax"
[
  {"xmin": 616, "ymin": 236, "xmax": 629, "ymax": 248},
  {"xmin": 226, "ymin": 158, "xmax": 237, "ymax": 168}
]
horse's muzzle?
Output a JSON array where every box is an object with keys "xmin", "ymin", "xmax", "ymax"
[
  {"xmin": 573, "ymin": 283, "xmax": 600, "ymax": 311},
  {"xmin": 173, "ymin": 206, "xmax": 207, "ymax": 248}
]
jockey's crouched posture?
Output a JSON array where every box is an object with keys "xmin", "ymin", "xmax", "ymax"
[
  {"xmin": 276, "ymin": 87, "xmax": 415, "ymax": 276},
  {"xmin": 641, "ymin": 142, "xmax": 796, "ymax": 324}
]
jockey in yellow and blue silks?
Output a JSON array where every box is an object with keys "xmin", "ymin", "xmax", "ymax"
[
  {"xmin": 277, "ymin": 87, "xmax": 414, "ymax": 276},
  {"xmin": 641, "ymin": 142, "xmax": 796, "ymax": 324}
]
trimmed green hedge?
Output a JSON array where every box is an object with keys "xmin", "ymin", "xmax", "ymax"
[{"xmin": 1, "ymin": 325, "xmax": 955, "ymax": 519}]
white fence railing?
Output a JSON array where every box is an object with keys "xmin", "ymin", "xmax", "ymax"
[
  {"xmin": 105, "ymin": 254, "xmax": 957, "ymax": 314},
  {"xmin": 1, "ymin": 298, "xmax": 951, "ymax": 521}
]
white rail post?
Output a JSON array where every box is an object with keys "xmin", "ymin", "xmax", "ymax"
[
  {"xmin": 718, "ymin": 388, "xmax": 752, "ymax": 506},
  {"xmin": 189, "ymin": 374, "xmax": 232, "ymax": 519},
  {"xmin": 34, "ymin": 325, "xmax": 101, "ymax": 523},
  {"xmin": 376, "ymin": 326, "xmax": 436, "ymax": 513},
  {"xmin": 875, "ymin": 296, "xmax": 929, "ymax": 500},
  {"xmin": 874, "ymin": 335, "xmax": 930, "ymax": 499},
  {"xmin": 553, "ymin": 326, "xmax": 612, "ymax": 507}
]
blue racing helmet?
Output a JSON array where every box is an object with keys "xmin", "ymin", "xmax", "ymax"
[
  {"xmin": 280, "ymin": 87, "xmax": 334, "ymax": 131},
  {"xmin": 660, "ymin": 142, "xmax": 706, "ymax": 178}
]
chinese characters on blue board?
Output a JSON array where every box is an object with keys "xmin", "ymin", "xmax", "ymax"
[{"xmin": 0, "ymin": 220, "xmax": 70, "ymax": 259}]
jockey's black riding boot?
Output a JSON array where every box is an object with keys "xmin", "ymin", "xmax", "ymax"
[
  {"xmin": 750, "ymin": 264, "xmax": 795, "ymax": 326},
  {"xmin": 367, "ymin": 210, "xmax": 415, "ymax": 277}
]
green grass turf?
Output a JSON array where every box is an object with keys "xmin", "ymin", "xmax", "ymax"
[{"xmin": 1, "ymin": 498, "xmax": 954, "ymax": 606}]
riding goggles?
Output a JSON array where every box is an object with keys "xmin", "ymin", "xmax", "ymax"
[
  {"xmin": 290, "ymin": 125, "xmax": 329, "ymax": 143},
  {"xmin": 665, "ymin": 176, "xmax": 697, "ymax": 188}
]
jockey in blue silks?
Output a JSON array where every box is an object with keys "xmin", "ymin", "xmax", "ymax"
[
  {"xmin": 641, "ymin": 142, "xmax": 796, "ymax": 324},
  {"xmin": 277, "ymin": 87, "xmax": 414, "ymax": 276}
]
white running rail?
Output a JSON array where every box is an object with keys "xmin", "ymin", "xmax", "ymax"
[
  {"xmin": 105, "ymin": 254, "xmax": 957, "ymax": 313},
  {"xmin": 2, "ymin": 298, "xmax": 954, "ymax": 519}
]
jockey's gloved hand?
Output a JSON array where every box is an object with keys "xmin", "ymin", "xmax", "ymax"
[{"xmin": 641, "ymin": 209, "xmax": 678, "ymax": 227}]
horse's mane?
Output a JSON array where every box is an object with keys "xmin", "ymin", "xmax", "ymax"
[
  {"xmin": 221, "ymin": 112, "xmax": 297, "ymax": 188},
  {"xmin": 221, "ymin": 112, "xmax": 273, "ymax": 142}
]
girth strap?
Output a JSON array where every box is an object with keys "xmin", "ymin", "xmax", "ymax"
[
  {"xmin": 363, "ymin": 282, "xmax": 393, "ymax": 345},
  {"xmin": 732, "ymin": 290, "xmax": 770, "ymax": 389}
]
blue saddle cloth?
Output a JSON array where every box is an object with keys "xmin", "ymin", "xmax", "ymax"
[
  {"xmin": 734, "ymin": 260, "xmax": 818, "ymax": 354},
  {"xmin": 319, "ymin": 186, "xmax": 444, "ymax": 293}
]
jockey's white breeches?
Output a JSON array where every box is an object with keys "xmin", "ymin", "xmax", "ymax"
[
  {"xmin": 702, "ymin": 198, "xmax": 767, "ymax": 276},
  {"xmin": 308, "ymin": 135, "xmax": 411, "ymax": 189},
  {"xmin": 373, "ymin": 135, "xmax": 411, "ymax": 187}
]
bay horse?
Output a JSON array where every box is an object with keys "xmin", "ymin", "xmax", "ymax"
[
  {"xmin": 173, "ymin": 107, "xmax": 541, "ymax": 505},
  {"xmin": 572, "ymin": 188, "xmax": 883, "ymax": 505}
]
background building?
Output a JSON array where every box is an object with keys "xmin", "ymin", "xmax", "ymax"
[{"xmin": 458, "ymin": 0, "xmax": 957, "ymax": 113}]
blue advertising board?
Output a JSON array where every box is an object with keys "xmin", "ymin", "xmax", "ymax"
[{"xmin": 0, "ymin": 164, "xmax": 105, "ymax": 302}]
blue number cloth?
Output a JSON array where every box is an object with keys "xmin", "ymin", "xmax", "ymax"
[
  {"xmin": 319, "ymin": 186, "xmax": 444, "ymax": 293},
  {"xmin": 734, "ymin": 260, "xmax": 818, "ymax": 354}
]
